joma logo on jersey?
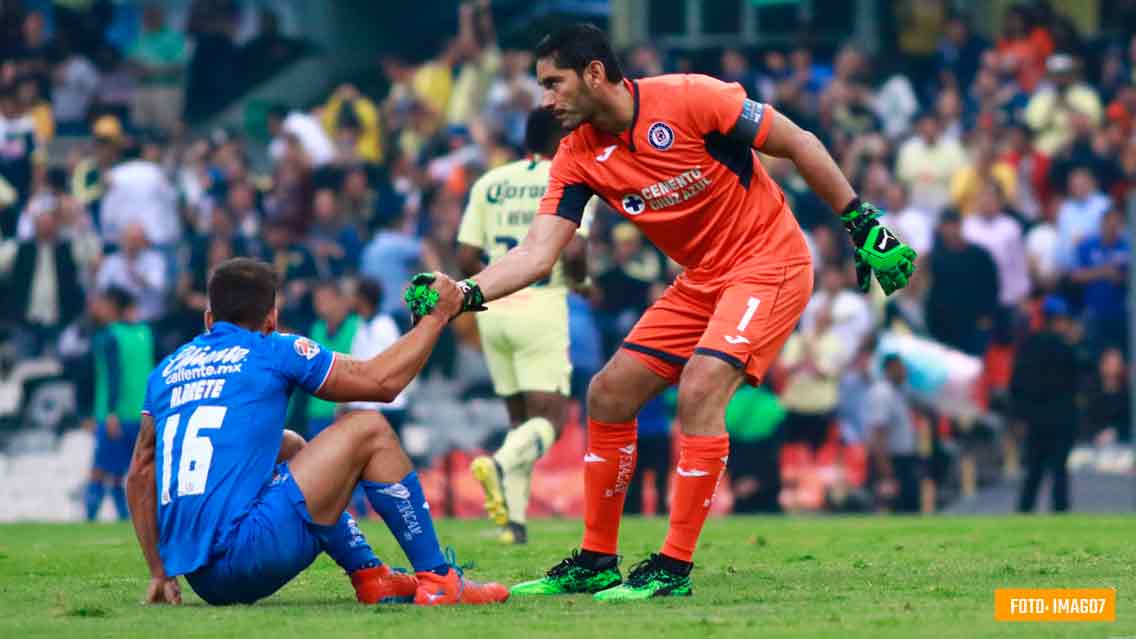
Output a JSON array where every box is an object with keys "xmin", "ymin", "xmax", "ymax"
[
  {"xmin": 638, "ymin": 167, "xmax": 713, "ymax": 211},
  {"xmin": 486, "ymin": 180, "xmax": 546, "ymax": 204}
]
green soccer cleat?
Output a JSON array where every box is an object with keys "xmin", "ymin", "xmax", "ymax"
[
  {"xmin": 510, "ymin": 550, "xmax": 622, "ymax": 595},
  {"xmin": 593, "ymin": 554, "xmax": 692, "ymax": 602}
]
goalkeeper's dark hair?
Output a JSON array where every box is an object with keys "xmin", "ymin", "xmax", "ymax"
[
  {"xmin": 524, "ymin": 108, "xmax": 565, "ymax": 156},
  {"xmin": 535, "ymin": 23, "xmax": 623, "ymax": 83},
  {"xmin": 207, "ymin": 258, "xmax": 279, "ymax": 329}
]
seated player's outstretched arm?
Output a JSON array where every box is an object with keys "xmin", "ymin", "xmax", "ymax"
[
  {"xmin": 315, "ymin": 274, "xmax": 463, "ymax": 404},
  {"xmin": 125, "ymin": 414, "xmax": 182, "ymax": 604},
  {"xmin": 469, "ymin": 214, "xmax": 578, "ymax": 302}
]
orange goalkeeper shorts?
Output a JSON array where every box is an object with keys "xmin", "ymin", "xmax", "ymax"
[{"xmin": 622, "ymin": 262, "xmax": 813, "ymax": 386}]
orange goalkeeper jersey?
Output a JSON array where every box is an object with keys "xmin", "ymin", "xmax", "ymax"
[{"xmin": 538, "ymin": 73, "xmax": 811, "ymax": 283}]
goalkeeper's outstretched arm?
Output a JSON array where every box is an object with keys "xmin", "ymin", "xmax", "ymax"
[
  {"xmin": 758, "ymin": 109, "xmax": 856, "ymax": 213},
  {"xmin": 758, "ymin": 107, "xmax": 916, "ymax": 294},
  {"xmin": 467, "ymin": 214, "xmax": 578, "ymax": 302}
]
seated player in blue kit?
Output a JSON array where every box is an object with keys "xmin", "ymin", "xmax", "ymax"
[{"xmin": 125, "ymin": 258, "xmax": 508, "ymax": 606}]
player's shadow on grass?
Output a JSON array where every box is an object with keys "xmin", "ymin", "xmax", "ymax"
[{"xmin": 189, "ymin": 599, "xmax": 421, "ymax": 610}]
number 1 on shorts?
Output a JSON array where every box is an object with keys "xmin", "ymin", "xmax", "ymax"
[{"xmin": 736, "ymin": 297, "xmax": 760, "ymax": 332}]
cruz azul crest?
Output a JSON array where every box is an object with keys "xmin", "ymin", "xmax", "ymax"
[{"xmin": 647, "ymin": 122, "xmax": 674, "ymax": 151}]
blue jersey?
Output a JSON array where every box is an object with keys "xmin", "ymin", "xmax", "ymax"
[{"xmin": 142, "ymin": 322, "xmax": 335, "ymax": 577}]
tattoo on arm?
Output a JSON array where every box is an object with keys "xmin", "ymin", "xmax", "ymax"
[{"xmin": 340, "ymin": 357, "xmax": 366, "ymax": 378}]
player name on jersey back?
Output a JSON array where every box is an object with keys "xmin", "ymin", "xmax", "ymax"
[{"xmin": 169, "ymin": 378, "xmax": 227, "ymax": 409}]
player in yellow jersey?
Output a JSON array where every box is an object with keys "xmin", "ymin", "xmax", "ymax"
[{"xmin": 457, "ymin": 109, "xmax": 592, "ymax": 544}]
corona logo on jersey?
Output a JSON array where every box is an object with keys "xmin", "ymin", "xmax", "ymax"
[
  {"xmin": 486, "ymin": 180, "xmax": 546, "ymax": 204},
  {"xmin": 632, "ymin": 167, "xmax": 714, "ymax": 212}
]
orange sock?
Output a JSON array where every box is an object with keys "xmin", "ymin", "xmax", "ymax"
[
  {"xmin": 580, "ymin": 417, "xmax": 637, "ymax": 555},
  {"xmin": 661, "ymin": 433, "xmax": 729, "ymax": 563}
]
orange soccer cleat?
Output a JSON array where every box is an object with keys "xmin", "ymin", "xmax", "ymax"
[
  {"xmin": 414, "ymin": 567, "xmax": 509, "ymax": 606},
  {"xmin": 350, "ymin": 564, "xmax": 419, "ymax": 604}
]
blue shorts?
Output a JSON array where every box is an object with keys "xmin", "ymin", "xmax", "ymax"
[
  {"xmin": 185, "ymin": 463, "xmax": 322, "ymax": 605},
  {"xmin": 92, "ymin": 421, "xmax": 140, "ymax": 476}
]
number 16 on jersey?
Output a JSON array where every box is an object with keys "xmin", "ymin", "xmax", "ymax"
[{"xmin": 160, "ymin": 406, "xmax": 227, "ymax": 504}]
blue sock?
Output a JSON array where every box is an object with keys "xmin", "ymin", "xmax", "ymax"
[
  {"xmin": 351, "ymin": 485, "xmax": 370, "ymax": 518},
  {"xmin": 110, "ymin": 483, "xmax": 129, "ymax": 520},
  {"xmin": 310, "ymin": 511, "xmax": 381, "ymax": 574},
  {"xmin": 362, "ymin": 472, "xmax": 447, "ymax": 573},
  {"xmin": 85, "ymin": 481, "xmax": 105, "ymax": 521}
]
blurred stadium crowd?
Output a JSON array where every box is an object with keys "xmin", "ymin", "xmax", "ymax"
[{"xmin": 0, "ymin": 0, "xmax": 1131, "ymax": 516}]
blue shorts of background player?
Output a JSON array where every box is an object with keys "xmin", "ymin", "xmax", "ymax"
[
  {"xmin": 86, "ymin": 419, "xmax": 139, "ymax": 521},
  {"xmin": 93, "ymin": 419, "xmax": 140, "ymax": 475},
  {"xmin": 186, "ymin": 461, "xmax": 403, "ymax": 605},
  {"xmin": 306, "ymin": 417, "xmax": 335, "ymax": 439}
]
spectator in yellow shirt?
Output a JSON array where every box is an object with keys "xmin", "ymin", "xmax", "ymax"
[
  {"xmin": 382, "ymin": 53, "xmax": 451, "ymax": 156},
  {"xmin": 446, "ymin": 1, "xmax": 500, "ymax": 127},
  {"xmin": 322, "ymin": 84, "xmax": 383, "ymax": 164},
  {"xmin": 778, "ymin": 264, "xmax": 861, "ymax": 452},
  {"xmin": 16, "ymin": 75, "xmax": 53, "ymax": 144},
  {"xmin": 1025, "ymin": 54, "xmax": 1102, "ymax": 155},
  {"xmin": 382, "ymin": 52, "xmax": 451, "ymax": 122},
  {"xmin": 950, "ymin": 134, "xmax": 1016, "ymax": 214},
  {"xmin": 895, "ymin": 111, "xmax": 967, "ymax": 215},
  {"xmin": 412, "ymin": 57, "xmax": 453, "ymax": 121}
]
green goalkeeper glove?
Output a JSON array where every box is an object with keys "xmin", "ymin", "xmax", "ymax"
[
  {"xmin": 404, "ymin": 272, "xmax": 441, "ymax": 320},
  {"xmin": 403, "ymin": 273, "xmax": 488, "ymax": 321},
  {"xmin": 841, "ymin": 199, "xmax": 918, "ymax": 296}
]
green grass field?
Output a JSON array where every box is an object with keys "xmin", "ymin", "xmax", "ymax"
[{"xmin": 1, "ymin": 515, "xmax": 1134, "ymax": 638}]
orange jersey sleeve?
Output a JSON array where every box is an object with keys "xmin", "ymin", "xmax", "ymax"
[
  {"xmin": 537, "ymin": 137, "xmax": 594, "ymax": 226},
  {"xmin": 684, "ymin": 74, "xmax": 775, "ymax": 149}
]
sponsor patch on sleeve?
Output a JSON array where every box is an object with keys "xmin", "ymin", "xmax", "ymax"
[
  {"xmin": 293, "ymin": 337, "xmax": 321, "ymax": 360},
  {"xmin": 729, "ymin": 99, "xmax": 765, "ymax": 145}
]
